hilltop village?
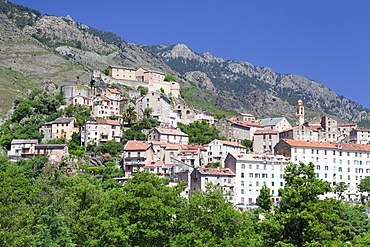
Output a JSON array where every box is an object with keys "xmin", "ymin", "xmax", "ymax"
[{"xmin": 8, "ymin": 65, "xmax": 370, "ymax": 207}]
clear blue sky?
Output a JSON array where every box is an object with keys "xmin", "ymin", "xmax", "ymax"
[{"xmin": 10, "ymin": 0, "xmax": 370, "ymax": 108}]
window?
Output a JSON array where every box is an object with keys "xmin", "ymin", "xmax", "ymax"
[
  {"xmin": 325, "ymin": 173, "xmax": 328, "ymax": 178},
  {"xmin": 338, "ymin": 167, "xmax": 342, "ymax": 172},
  {"xmin": 316, "ymin": 173, "xmax": 319, "ymax": 177},
  {"xmin": 241, "ymin": 172, "xmax": 244, "ymax": 178},
  {"xmin": 249, "ymin": 173, "xmax": 253, "ymax": 178},
  {"xmin": 272, "ymin": 182, "xmax": 275, "ymax": 186},
  {"xmin": 241, "ymin": 189, "xmax": 244, "ymax": 194},
  {"xmin": 316, "ymin": 165, "xmax": 320, "ymax": 170},
  {"xmin": 348, "ymin": 168, "xmax": 350, "ymax": 172},
  {"xmin": 325, "ymin": 166, "xmax": 329, "ymax": 170},
  {"xmin": 256, "ymin": 181, "xmax": 259, "ymax": 186},
  {"xmin": 280, "ymin": 182, "xmax": 283, "ymax": 187},
  {"xmin": 271, "ymin": 174, "xmax": 275, "ymax": 178},
  {"xmin": 241, "ymin": 164, "xmax": 245, "ymax": 169},
  {"xmin": 340, "ymin": 175, "xmax": 342, "ymax": 180},
  {"xmin": 256, "ymin": 165, "xmax": 259, "ymax": 169},
  {"xmin": 347, "ymin": 152, "xmax": 350, "ymax": 156},
  {"xmin": 241, "ymin": 181, "xmax": 244, "ymax": 186},
  {"xmin": 249, "ymin": 164, "xmax": 252, "ymax": 169}
]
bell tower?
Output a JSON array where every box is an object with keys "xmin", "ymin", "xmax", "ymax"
[{"xmin": 296, "ymin": 99, "xmax": 304, "ymax": 126}]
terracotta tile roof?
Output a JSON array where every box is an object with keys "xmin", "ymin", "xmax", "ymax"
[
  {"xmin": 254, "ymin": 130, "xmax": 279, "ymax": 134},
  {"xmin": 11, "ymin": 139, "xmax": 38, "ymax": 144},
  {"xmin": 334, "ymin": 143, "xmax": 370, "ymax": 152},
  {"xmin": 281, "ymin": 139, "xmax": 337, "ymax": 149},
  {"xmin": 99, "ymin": 96, "xmax": 110, "ymax": 101},
  {"xmin": 106, "ymin": 88, "xmax": 120, "ymax": 94},
  {"xmin": 279, "ymin": 126, "xmax": 299, "ymax": 133},
  {"xmin": 338, "ymin": 123, "xmax": 357, "ymax": 127},
  {"xmin": 183, "ymin": 144, "xmax": 206, "ymax": 151},
  {"xmin": 354, "ymin": 129, "xmax": 370, "ymax": 132},
  {"xmin": 197, "ymin": 167, "xmax": 235, "ymax": 176},
  {"xmin": 124, "ymin": 141, "xmax": 151, "ymax": 151},
  {"xmin": 96, "ymin": 119, "xmax": 120, "ymax": 126},
  {"xmin": 215, "ymin": 139, "xmax": 246, "ymax": 148},
  {"xmin": 165, "ymin": 144, "xmax": 182, "ymax": 150},
  {"xmin": 153, "ymin": 127, "xmax": 188, "ymax": 136},
  {"xmin": 281, "ymin": 139, "xmax": 370, "ymax": 152},
  {"xmin": 144, "ymin": 160, "xmax": 163, "ymax": 168},
  {"xmin": 229, "ymin": 119, "xmax": 265, "ymax": 128},
  {"xmin": 308, "ymin": 125, "xmax": 322, "ymax": 131}
]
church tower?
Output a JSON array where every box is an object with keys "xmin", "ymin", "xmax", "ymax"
[{"xmin": 296, "ymin": 99, "xmax": 304, "ymax": 126}]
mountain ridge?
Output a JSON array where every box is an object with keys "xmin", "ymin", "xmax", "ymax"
[{"xmin": 0, "ymin": 0, "xmax": 369, "ymax": 127}]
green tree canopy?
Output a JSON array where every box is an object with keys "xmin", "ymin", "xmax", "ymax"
[
  {"xmin": 256, "ymin": 184, "xmax": 272, "ymax": 211},
  {"xmin": 177, "ymin": 120, "xmax": 226, "ymax": 145},
  {"xmin": 164, "ymin": 75, "xmax": 176, "ymax": 82}
]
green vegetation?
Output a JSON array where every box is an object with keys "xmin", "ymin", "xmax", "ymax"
[
  {"xmin": 122, "ymin": 106, "xmax": 137, "ymax": 126},
  {"xmin": 180, "ymin": 85, "xmax": 238, "ymax": 118},
  {"xmin": 137, "ymin": 85, "xmax": 148, "ymax": 96},
  {"xmin": 256, "ymin": 184, "xmax": 272, "ymax": 211},
  {"xmin": 0, "ymin": 0, "xmax": 41, "ymax": 29},
  {"xmin": 177, "ymin": 120, "xmax": 226, "ymax": 145},
  {"xmin": 164, "ymin": 75, "xmax": 176, "ymax": 82}
]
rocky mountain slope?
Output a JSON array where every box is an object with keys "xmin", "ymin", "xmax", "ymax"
[
  {"xmin": 143, "ymin": 44, "xmax": 370, "ymax": 126},
  {"xmin": 0, "ymin": 0, "xmax": 369, "ymax": 127}
]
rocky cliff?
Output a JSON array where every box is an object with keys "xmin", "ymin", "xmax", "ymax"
[{"xmin": 1, "ymin": 0, "xmax": 369, "ymax": 127}]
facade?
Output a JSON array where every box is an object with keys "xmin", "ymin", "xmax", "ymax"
[
  {"xmin": 123, "ymin": 141, "xmax": 155, "ymax": 176},
  {"xmin": 224, "ymin": 153, "xmax": 289, "ymax": 204},
  {"xmin": 253, "ymin": 130, "xmax": 280, "ymax": 154},
  {"xmin": 72, "ymin": 95, "xmax": 92, "ymax": 108},
  {"xmin": 81, "ymin": 119, "xmax": 122, "ymax": 145},
  {"xmin": 215, "ymin": 118, "xmax": 265, "ymax": 143},
  {"xmin": 190, "ymin": 167, "xmax": 235, "ymax": 202},
  {"xmin": 236, "ymin": 113, "xmax": 256, "ymax": 122},
  {"xmin": 108, "ymin": 65, "xmax": 136, "ymax": 80},
  {"xmin": 349, "ymin": 129, "xmax": 370, "ymax": 144},
  {"xmin": 173, "ymin": 103, "xmax": 196, "ymax": 125},
  {"xmin": 148, "ymin": 127, "xmax": 189, "ymax": 145},
  {"xmin": 204, "ymin": 139, "xmax": 246, "ymax": 166},
  {"xmin": 92, "ymin": 95, "xmax": 121, "ymax": 119},
  {"xmin": 40, "ymin": 117, "xmax": 78, "ymax": 141},
  {"xmin": 274, "ymin": 139, "xmax": 370, "ymax": 199},
  {"xmin": 258, "ymin": 117, "xmax": 292, "ymax": 132},
  {"xmin": 34, "ymin": 144, "xmax": 68, "ymax": 163},
  {"xmin": 136, "ymin": 92, "xmax": 171, "ymax": 125},
  {"xmin": 194, "ymin": 109, "xmax": 215, "ymax": 125},
  {"xmin": 9, "ymin": 139, "xmax": 38, "ymax": 162}
]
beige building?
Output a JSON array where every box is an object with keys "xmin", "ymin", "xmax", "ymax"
[
  {"xmin": 136, "ymin": 91, "xmax": 171, "ymax": 125},
  {"xmin": 40, "ymin": 117, "xmax": 79, "ymax": 141},
  {"xmin": 72, "ymin": 95, "xmax": 92, "ymax": 108},
  {"xmin": 34, "ymin": 144, "xmax": 69, "ymax": 163},
  {"xmin": 215, "ymin": 117, "xmax": 265, "ymax": 143},
  {"xmin": 9, "ymin": 139, "xmax": 38, "ymax": 162},
  {"xmin": 108, "ymin": 65, "xmax": 136, "ymax": 80},
  {"xmin": 236, "ymin": 113, "xmax": 256, "ymax": 122},
  {"xmin": 253, "ymin": 129, "xmax": 280, "ymax": 154},
  {"xmin": 148, "ymin": 127, "xmax": 189, "ymax": 145},
  {"xmin": 81, "ymin": 119, "xmax": 122, "ymax": 145},
  {"xmin": 173, "ymin": 102, "xmax": 196, "ymax": 125},
  {"xmin": 123, "ymin": 141, "xmax": 155, "ymax": 176}
]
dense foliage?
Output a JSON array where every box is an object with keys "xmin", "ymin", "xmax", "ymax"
[{"xmin": 177, "ymin": 120, "xmax": 226, "ymax": 145}]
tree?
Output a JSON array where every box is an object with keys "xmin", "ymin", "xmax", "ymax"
[
  {"xmin": 256, "ymin": 184, "xmax": 272, "ymax": 211},
  {"xmin": 33, "ymin": 205, "xmax": 75, "ymax": 247},
  {"xmin": 164, "ymin": 75, "xmax": 176, "ymax": 82},
  {"xmin": 334, "ymin": 181, "xmax": 349, "ymax": 199},
  {"xmin": 214, "ymin": 113, "xmax": 226, "ymax": 119},
  {"xmin": 143, "ymin": 107, "xmax": 153, "ymax": 118},
  {"xmin": 241, "ymin": 139, "xmax": 253, "ymax": 149},
  {"xmin": 172, "ymin": 184, "xmax": 260, "ymax": 246},
  {"xmin": 101, "ymin": 69, "xmax": 109, "ymax": 75},
  {"xmin": 177, "ymin": 120, "xmax": 224, "ymax": 145},
  {"xmin": 122, "ymin": 106, "xmax": 137, "ymax": 126},
  {"xmin": 358, "ymin": 177, "xmax": 370, "ymax": 205},
  {"xmin": 259, "ymin": 162, "xmax": 346, "ymax": 246},
  {"xmin": 137, "ymin": 85, "xmax": 148, "ymax": 96}
]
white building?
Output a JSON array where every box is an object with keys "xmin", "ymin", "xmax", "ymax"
[
  {"xmin": 204, "ymin": 139, "xmax": 246, "ymax": 166},
  {"xmin": 274, "ymin": 139, "xmax": 370, "ymax": 200},
  {"xmin": 224, "ymin": 153, "xmax": 289, "ymax": 205},
  {"xmin": 136, "ymin": 91, "xmax": 171, "ymax": 125},
  {"xmin": 81, "ymin": 119, "xmax": 122, "ymax": 145},
  {"xmin": 148, "ymin": 127, "xmax": 189, "ymax": 145}
]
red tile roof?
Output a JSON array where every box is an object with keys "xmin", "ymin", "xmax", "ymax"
[
  {"xmin": 153, "ymin": 127, "xmax": 188, "ymax": 136},
  {"xmin": 107, "ymin": 88, "xmax": 120, "ymax": 94},
  {"xmin": 124, "ymin": 141, "xmax": 151, "ymax": 151},
  {"xmin": 338, "ymin": 123, "xmax": 357, "ymax": 127},
  {"xmin": 281, "ymin": 139, "xmax": 337, "ymax": 149},
  {"xmin": 214, "ymin": 139, "xmax": 246, "ymax": 148},
  {"xmin": 254, "ymin": 130, "xmax": 279, "ymax": 134},
  {"xmin": 354, "ymin": 129, "xmax": 370, "ymax": 132},
  {"xmin": 281, "ymin": 139, "xmax": 370, "ymax": 152},
  {"xmin": 96, "ymin": 119, "xmax": 120, "ymax": 125},
  {"xmin": 197, "ymin": 167, "xmax": 235, "ymax": 176}
]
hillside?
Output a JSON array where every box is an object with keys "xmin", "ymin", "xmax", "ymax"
[{"xmin": 0, "ymin": 0, "xmax": 369, "ymax": 127}]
